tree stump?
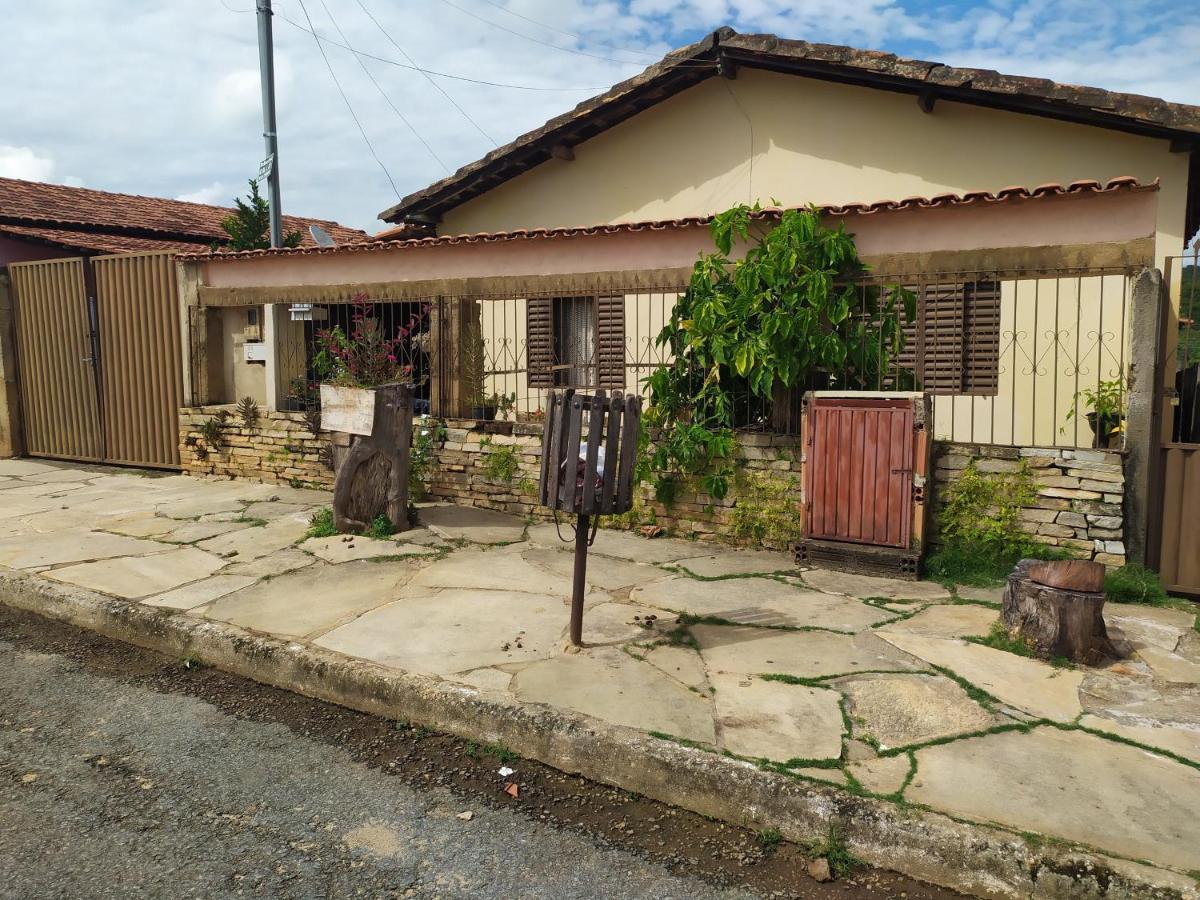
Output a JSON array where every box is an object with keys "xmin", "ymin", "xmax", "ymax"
[
  {"xmin": 1001, "ymin": 559, "xmax": 1117, "ymax": 665},
  {"xmin": 332, "ymin": 383, "xmax": 413, "ymax": 534}
]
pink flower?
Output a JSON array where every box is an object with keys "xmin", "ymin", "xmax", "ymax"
[{"xmin": 387, "ymin": 354, "xmax": 397, "ymax": 363}]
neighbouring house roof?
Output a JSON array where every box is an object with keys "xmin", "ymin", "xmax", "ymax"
[
  {"xmin": 184, "ymin": 176, "xmax": 1156, "ymax": 261},
  {"xmin": 378, "ymin": 28, "xmax": 1200, "ymax": 240},
  {"xmin": 0, "ymin": 177, "xmax": 367, "ymax": 256}
]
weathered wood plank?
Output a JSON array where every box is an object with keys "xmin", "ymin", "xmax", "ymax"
[
  {"xmin": 539, "ymin": 391, "xmax": 559, "ymax": 506},
  {"xmin": 601, "ymin": 393, "xmax": 624, "ymax": 515},
  {"xmin": 581, "ymin": 390, "xmax": 606, "ymax": 515},
  {"xmin": 616, "ymin": 395, "xmax": 640, "ymax": 510},
  {"xmin": 320, "ymin": 384, "xmax": 375, "ymax": 436},
  {"xmin": 562, "ymin": 394, "xmax": 584, "ymax": 513}
]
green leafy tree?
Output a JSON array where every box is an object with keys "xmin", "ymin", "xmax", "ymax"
[
  {"xmin": 218, "ymin": 179, "xmax": 303, "ymax": 250},
  {"xmin": 644, "ymin": 203, "xmax": 915, "ymax": 501}
]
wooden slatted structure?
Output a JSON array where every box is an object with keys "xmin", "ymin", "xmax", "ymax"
[
  {"xmin": 896, "ymin": 280, "xmax": 1001, "ymax": 394},
  {"xmin": 538, "ymin": 388, "xmax": 642, "ymax": 644}
]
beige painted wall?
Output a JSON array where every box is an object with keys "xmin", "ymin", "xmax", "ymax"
[
  {"xmin": 212, "ymin": 306, "xmax": 267, "ymax": 406},
  {"xmin": 440, "ymin": 69, "xmax": 1188, "ymax": 270}
]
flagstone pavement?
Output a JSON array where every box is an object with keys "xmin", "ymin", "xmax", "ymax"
[{"xmin": 2, "ymin": 458, "xmax": 1199, "ymax": 877}]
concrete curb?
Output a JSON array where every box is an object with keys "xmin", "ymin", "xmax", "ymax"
[{"xmin": 1, "ymin": 570, "xmax": 1194, "ymax": 900}]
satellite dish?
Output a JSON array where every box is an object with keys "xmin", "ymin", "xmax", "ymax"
[{"xmin": 309, "ymin": 224, "xmax": 337, "ymax": 248}]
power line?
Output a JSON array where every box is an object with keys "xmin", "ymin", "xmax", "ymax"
[
  {"xmin": 315, "ymin": 0, "xmax": 451, "ymax": 173},
  {"xmin": 272, "ymin": 8, "xmax": 615, "ymax": 91},
  {"xmin": 295, "ymin": 0, "xmax": 402, "ymax": 198},
  {"xmin": 473, "ymin": 0, "xmax": 661, "ymax": 61},
  {"xmin": 353, "ymin": 0, "xmax": 496, "ymax": 146},
  {"xmin": 431, "ymin": 0, "xmax": 651, "ymax": 66}
]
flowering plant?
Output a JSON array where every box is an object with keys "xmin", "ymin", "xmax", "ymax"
[{"xmin": 314, "ymin": 292, "xmax": 422, "ymax": 388}]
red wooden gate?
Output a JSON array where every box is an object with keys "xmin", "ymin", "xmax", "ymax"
[{"xmin": 805, "ymin": 397, "xmax": 916, "ymax": 549}]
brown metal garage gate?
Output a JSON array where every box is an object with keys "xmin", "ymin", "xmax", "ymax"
[{"xmin": 8, "ymin": 251, "xmax": 182, "ymax": 469}]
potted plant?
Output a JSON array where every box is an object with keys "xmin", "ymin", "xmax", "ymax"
[
  {"xmin": 315, "ymin": 292, "xmax": 413, "ymax": 435},
  {"xmin": 460, "ymin": 316, "xmax": 493, "ymax": 420},
  {"xmin": 1065, "ymin": 377, "xmax": 1126, "ymax": 448}
]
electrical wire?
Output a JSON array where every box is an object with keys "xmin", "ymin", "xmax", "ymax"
[
  {"xmin": 353, "ymin": 0, "xmax": 496, "ymax": 146},
  {"xmin": 473, "ymin": 0, "xmax": 661, "ymax": 61},
  {"xmin": 432, "ymin": 0, "xmax": 655, "ymax": 66},
  {"xmin": 295, "ymin": 0, "xmax": 402, "ymax": 198},
  {"xmin": 273, "ymin": 8, "xmax": 615, "ymax": 91},
  {"xmin": 315, "ymin": 0, "xmax": 452, "ymax": 173}
]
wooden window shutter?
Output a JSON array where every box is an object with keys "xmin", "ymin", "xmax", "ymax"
[
  {"xmin": 896, "ymin": 280, "xmax": 1000, "ymax": 395},
  {"xmin": 962, "ymin": 281, "xmax": 1001, "ymax": 394},
  {"xmin": 596, "ymin": 295, "xmax": 625, "ymax": 388},
  {"xmin": 526, "ymin": 297, "xmax": 553, "ymax": 387}
]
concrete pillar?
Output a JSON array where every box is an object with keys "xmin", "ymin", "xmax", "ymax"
[
  {"xmin": 1123, "ymin": 266, "xmax": 1162, "ymax": 568},
  {"xmin": 0, "ymin": 271, "xmax": 24, "ymax": 458},
  {"xmin": 176, "ymin": 261, "xmax": 202, "ymax": 407},
  {"xmin": 263, "ymin": 302, "xmax": 281, "ymax": 412}
]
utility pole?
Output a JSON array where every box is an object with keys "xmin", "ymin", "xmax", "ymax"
[{"xmin": 256, "ymin": 0, "xmax": 283, "ymax": 248}]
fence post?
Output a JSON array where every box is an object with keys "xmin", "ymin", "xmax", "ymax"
[
  {"xmin": 1123, "ymin": 267, "xmax": 1162, "ymax": 568},
  {"xmin": 0, "ymin": 271, "xmax": 24, "ymax": 458}
]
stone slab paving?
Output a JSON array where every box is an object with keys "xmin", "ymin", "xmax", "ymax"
[
  {"xmin": 875, "ymin": 630, "xmax": 1085, "ymax": 721},
  {"xmin": 836, "ymin": 673, "xmax": 1005, "ymax": 747},
  {"xmin": 513, "ymin": 647, "xmax": 717, "ymax": 744},
  {"xmin": 205, "ymin": 560, "xmax": 417, "ymax": 640},
  {"xmin": 46, "ymin": 547, "xmax": 227, "ymax": 599},
  {"xmin": 4, "ymin": 458, "xmax": 1200, "ymax": 881},
  {"xmin": 800, "ymin": 569, "xmax": 952, "ymax": 602},
  {"xmin": 631, "ymin": 576, "xmax": 893, "ymax": 631},
  {"xmin": 692, "ymin": 625, "xmax": 927, "ymax": 678},
  {"xmin": 907, "ymin": 727, "xmax": 1200, "ymax": 871},
  {"xmin": 315, "ymin": 588, "xmax": 567, "ymax": 674},
  {"xmin": 709, "ymin": 672, "xmax": 843, "ymax": 761},
  {"xmin": 419, "ymin": 503, "xmax": 527, "ymax": 544},
  {"xmin": 880, "ymin": 602, "xmax": 999, "ymax": 639}
]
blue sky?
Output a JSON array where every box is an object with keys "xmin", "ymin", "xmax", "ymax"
[{"xmin": 0, "ymin": 0, "xmax": 1194, "ymax": 231}]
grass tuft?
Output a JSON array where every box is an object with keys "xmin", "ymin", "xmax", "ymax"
[
  {"xmin": 757, "ymin": 827, "xmax": 783, "ymax": 850},
  {"xmin": 809, "ymin": 825, "xmax": 859, "ymax": 878},
  {"xmin": 305, "ymin": 507, "xmax": 337, "ymax": 539},
  {"xmin": 1104, "ymin": 564, "xmax": 1168, "ymax": 606},
  {"xmin": 964, "ymin": 621, "xmax": 1033, "ymax": 657}
]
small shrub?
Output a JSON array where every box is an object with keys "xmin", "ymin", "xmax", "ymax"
[
  {"xmin": 306, "ymin": 507, "xmax": 337, "ymax": 539},
  {"xmin": 365, "ymin": 514, "xmax": 395, "ymax": 540},
  {"xmin": 303, "ymin": 406, "xmax": 322, "ymax": 436},
  {"xmin": 409, "ymin": 416, "xmax": 445, "ymax": 499},
  {"xmin": 481, "ymin": 438, "xmax": 521, "ymax": 483},
  {"xmin": 927, "ymin": 460, "xmax": 1069, "ymax": 585},
  {"xmin": 729, "ymin": 471, "xmax": 803, "ymax": 548},
  {"xmin": 1104, "ymin": 564, "xmax": 1168, "ymax": 606}
]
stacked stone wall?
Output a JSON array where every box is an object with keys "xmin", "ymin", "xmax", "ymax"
[
  {"xmin": 179, "ymin": 406, "xmax": 334, "ymax": 489},
  {"xmin": 932, "ymin": 442, "xmax": 1125, "ymax": 566}
]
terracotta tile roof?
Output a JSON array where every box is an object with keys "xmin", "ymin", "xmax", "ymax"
[
  {"xmin": 0, "ymin": 223, "xmax": 212, "ymax": 254},
  {"xmin": 0, "ymin": 177, "xmax": 366, "ymax": 254},
  {"xmin": 186, "ymin": 176, "xmax": 1156, "ymax": 261},
  {"xmin": 378, "ymin": 28, "xmax": 1200, "ymax": 228}
]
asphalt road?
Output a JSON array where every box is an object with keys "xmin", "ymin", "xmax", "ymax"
[{"xmin": 0, "ymin": 635, "xmax": 754, "ymax": 900}]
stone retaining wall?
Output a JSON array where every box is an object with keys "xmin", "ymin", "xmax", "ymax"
[
  {"xmin": 425, "ymin": 419, "xmax": 804, "ymax": 548},
  {"xmin": 931, "ymin": 442, "xmax": 1126, "ymax": 566},
  {"xmin": 179, "ymin": 406, "xmax": 334, "ymax": 489}
]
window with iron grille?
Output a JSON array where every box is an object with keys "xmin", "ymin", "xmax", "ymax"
[
  {"xmin": 527, "ymin": 295, "xmax": 625, "ymax": 389},
  {"xmin": 896, "ymin": 280, "xmax": 1001, "ymax": 395}
]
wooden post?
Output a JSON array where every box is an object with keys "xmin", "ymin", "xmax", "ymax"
[
  {"xmin": 332, "ymin": 383, "xmax": 413, "ymax": 533},
  {"xmin": 570, "ymin": 513, "xmax": 589, "ymax": 646}
]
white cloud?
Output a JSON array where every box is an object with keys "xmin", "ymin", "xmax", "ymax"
[
  {"xmin": 175, "ymin": 180, "xmax": 229, "ymax": 205},
  {"xmin": 0, "ymin": 145, "xmax": 57, "ymax": 181},
  {"xmin": 0, "ymin": 1, "xmax": 1193, "ymax": 232}
]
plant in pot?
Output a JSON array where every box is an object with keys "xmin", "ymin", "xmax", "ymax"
[
  {"xmin": 1064, "ymin": 377, "xmax": 1125, "ymax": 448},
  {"xmin": 314, "ymin": 292, "xmax": 414, "ymax": 432},
  {"xmin": 460, "ymin": 316, "xmax": 494, "ymax": 420}
]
